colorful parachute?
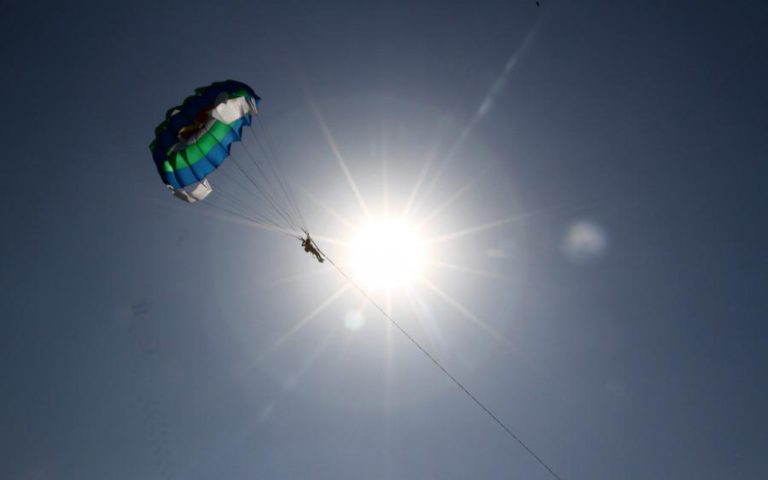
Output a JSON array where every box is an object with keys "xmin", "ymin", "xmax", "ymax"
[
  {"xmin": 150, "ymin": 80, "xmax": 259, "ymax": 201},
  {"xmin": 149, "ymin": 80, "xmax": 305, "ymax": 233}
]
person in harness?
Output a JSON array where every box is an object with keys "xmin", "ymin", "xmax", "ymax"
[{"xmin": 301, "ymin": 233, "xmax": 325, "ymax": 263}]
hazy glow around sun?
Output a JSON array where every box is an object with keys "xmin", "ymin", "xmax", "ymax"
[{"xmin": 347, "ymin": 217, "xmax": 425, "ymax": 291}]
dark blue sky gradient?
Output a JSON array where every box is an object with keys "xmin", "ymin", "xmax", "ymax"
[{"xmin": 1, "ymin": 1, "xmax": 767, "ymax": 479}]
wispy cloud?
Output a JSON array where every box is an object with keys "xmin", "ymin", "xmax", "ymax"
[{"xmin": 562, "ymin": 220, "xmax": 608, "ymax": 263}]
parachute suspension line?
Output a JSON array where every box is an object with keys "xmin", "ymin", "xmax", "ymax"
[
  {"xmin": 201, "ymin": 194, "xmax": 292, "ymax": 236},
  {"xmin": 151, "ymin": 81, "xmax": 304, "ymax": 236},
  {"xmin": 203, "ymin": 123, "xmax": 302, "ymax": 233},
  {"xmin": 314, "ymin": 247, "xmax": 564, "ymax": 480},
  {"xmin": 212, "ymin": 188, "xmax": 284, "ymax": 231},
  {"xmin": 235, "ymin": 139, "xmax": 303, "ymax": 233},
  {"xmin": 239, "ymin": 127, "xmax": 305, "ymax": 232},
  {"xmin": 201, "ymin": 178, "xmax": 299, "ymax": 238},
  {"xmin": 206, "ymin": 196, "xmax": 271, "ymax": 228},
  {"xmin": 185, "ymin": 139, "xmax": 280, "ymax": 228},
  {"xmin": 249, "ymin": 119, "xmax": 307, "ymax": 230},
  {"xmin": 247, "ymin": 118, "xmax": 299, "ymax": 221},
  {"xmin": 228, "ymin": 152, "xmax": 301, "ymax": 233},
  {"xmin": 248, "ymin": 132, "xmax": 304, "ymax": 231},
  {"xmin": 256, "ymin": 114, "xmax": 307, "ymax": 230},
  {"xmin": 214, "ymin": 168, "xmax": 292, "ymax": 230},
  {"xmin": 215, "ymin": 155, "xmax": 298, "ymax": 232},
  {"xmin": 237, "ymin": 149, "xmax": 302, "ymax": 232},
  {"xmin": 206, "ymin": 178, "xmax": 285, "ymax": 230}
]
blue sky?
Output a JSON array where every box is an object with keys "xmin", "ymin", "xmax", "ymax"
[{"xmin": 1, "ymin": 1, "xmax": 767, "ymax": 479}]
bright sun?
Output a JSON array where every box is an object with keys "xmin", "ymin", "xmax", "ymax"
[{"xmin": 347, "ymin": 217, "xmax": 425, "ymax": 291}]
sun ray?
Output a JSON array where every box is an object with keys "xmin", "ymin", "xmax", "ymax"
[
  {"xmin": 406, "ymin": 290, "xmax": 446, "ymax": 357},
  {"xmin": 416, "ymin": 162, "xmax": 492, "ymax": 230},
  {"xmin": 310, "ymin": 233, "xmax": 353, "ymax": 248},
  {"xmin": 426, "ymin": 259, "xmax": 510, "ymax": 281},
  {"xmin": 187, "ymin": 330, "xmax": 338, "ymax": 476},
  {"xmin": 382, "ymin": 146, "xmax": 389, "ymax": 216},
  {"xmin": 283, "ymin": 330, "xmax": 337, "ymax": 389},
  {"xmin": 419, "ymin": 276, "xmax": 513, "ymax": 349},
  {"xmin": 382, "ymin": 287, "xmax": 394, "ymax": 400},
  {"xmin": 411, "ymin": 125, "xmax": 475, "ymax": 217},
  {"xmin": 307, "ymin": 99, "xmax": 371, "ymax": 219},
  {"xmin": 271, "ymin": 283, "xmax": 352, "ymax": 349},
  {"xmin": 424, "ymin": 211, "xmax": 539, "ymax": 245},
  {"xmin": 295, "ymin": 184, "xmax": 359, "ymax": 232},
  {"xmin": 408, "ymin": 26, "xmax": 539, "ymax": 216},
  {"xmin": 384, "ymin": 307, "xmax": 394, "ymax": 478},
  {"xmin": 402, "ymin": 144, "xmax": 439, "ymax": 217},
  {"xmin": 181, "ymin": 330, "xmax": 336, "ymax": 477}
]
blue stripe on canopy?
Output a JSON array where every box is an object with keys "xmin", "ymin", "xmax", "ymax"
[
  {"xmin": 161, "ymin": 115, "xmax": 250, "ymax": 189},
  {"xmin": 151, "ymin": 80, "xmax": 260, "ymax": 188}
]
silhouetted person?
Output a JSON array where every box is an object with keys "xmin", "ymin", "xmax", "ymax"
[{"xmin": 301, "ymin": 235, "xmax": 325, "ymax": 263}]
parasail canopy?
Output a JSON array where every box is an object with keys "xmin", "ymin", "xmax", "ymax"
[
  {"xmin": 150, "ymin": 80, "xmax": 260, "ymax": 196},
  {"xmin": 149, "ymin": 80, "xmax": 305, "ymax": 233}
]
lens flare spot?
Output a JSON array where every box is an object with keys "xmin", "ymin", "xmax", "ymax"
[{"xmin": 344, "ymin": 310, "xmax": 366, "ymax": 330}]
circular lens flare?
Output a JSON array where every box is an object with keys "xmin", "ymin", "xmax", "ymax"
[
  {"xmin": 344, "ymin": 310, "xmax": 366, "ymax": 330},
  {"xmin": 348, "ymin": 218, "xmax": 424, "ymax": 291}
]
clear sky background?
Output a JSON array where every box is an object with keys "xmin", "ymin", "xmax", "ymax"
[{"xmin": 1, "ymin": 1, "xmax": 767, "ymax": 479}]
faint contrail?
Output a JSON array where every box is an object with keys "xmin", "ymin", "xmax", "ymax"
[
  {"xmin": 411, "ymin": 24, "xmax": 540, "ymax": 215},
  {"xmin": 476, "ymin": 25, "xmax": 539, "ymax": 118}
]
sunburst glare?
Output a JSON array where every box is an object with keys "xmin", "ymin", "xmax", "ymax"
[
  {"xmin": 346, "ymin": 217, "xmax": 425, "ymax": 291},
  {"xmin": 251, "ymin": 93, "xmax": 536, "ymax": 413}
]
